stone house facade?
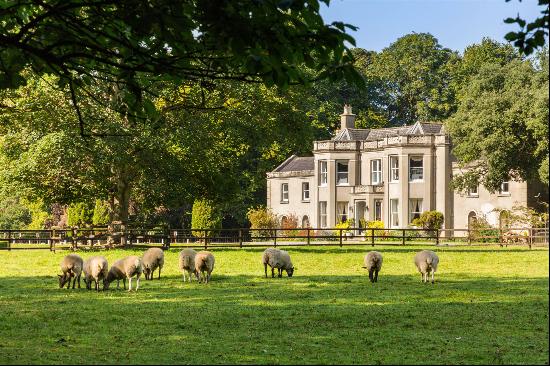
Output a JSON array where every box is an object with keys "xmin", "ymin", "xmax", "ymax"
[{"xmin": 266, "ymin": 105, "xmax": 548, "ymax": 231}]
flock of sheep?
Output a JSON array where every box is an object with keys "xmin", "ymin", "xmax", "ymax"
[{"xmin": 57, "ymin": 247, "xmax": 440, "ymax": 291}]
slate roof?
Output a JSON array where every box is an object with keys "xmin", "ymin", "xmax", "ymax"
[
  {"xmin": 273, "ymin": 155, "xmax": 314, "ymax": 172},
  {"xmin": 333, "ymin": 121, "xmax": 444, "ymax": 141}
]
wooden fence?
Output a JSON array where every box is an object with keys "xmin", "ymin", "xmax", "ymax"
[{"xmin": 0, "ymin": 226, "xmax": 547, "ymax": 252}]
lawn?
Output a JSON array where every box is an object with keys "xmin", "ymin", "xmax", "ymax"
[{"xmin": 0, "ymin": 245, "xmax": 548, "ymax": 364}]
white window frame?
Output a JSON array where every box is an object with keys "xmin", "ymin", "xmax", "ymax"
[
  {"xmin": 389, "ymin": 155, "xmax": 399, "ymax": 182},
  {"xmin": 409, "ymin": 198, "xmax": 423, "ymax": 224},
  {"xmin": 371, "ymin": 159, "xmax": 382, "ymax": 185},
  {"xmin": 468, "ymin": 185, "xmax": 479, "ymax": 197},
  {"xmin": 374, "ymin": 200, "xmax": 382, "ymax": 222},
  {"xmin": 336, "ymin": 160, "xmax": 349, "ymax": 185},
  {"xmin": 499, "ymin": 181, "xmax": 510, "ymax": 195},
  {"xmin": 319, "ymin": 161, "xmax": 328, "ymax": 186},
  {"xmin": 319, "ymin": 201, "xmax": 327, "ymax": 228},
  {"xmin": 302, "ymin": 182, "xmax": 310, "ymax": 201},
  {"xmin": 409, "ymin": 155, "xmax": 424, "ymax": 182},
  {"xmin": 281, "ymin": 183, "xmax": 289, "ymax": 203},
  {"xmin": 390, "ymin": 199, "xmax": 399, "ymax": 228}
]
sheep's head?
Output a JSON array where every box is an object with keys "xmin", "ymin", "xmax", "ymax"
[
  {"xmin": 58, "ymin": 274, "xmax": 68, "ymax": 288},
  {"xmin": 103, "ymin": 279, "xmax": 111, "ymax": 290},
  {"xmin": 286, "ymin": 267, "xmax": 295, "ymax": 277}
]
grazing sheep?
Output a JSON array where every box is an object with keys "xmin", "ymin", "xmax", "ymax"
[
  {"xmin": 104, "ymin": 256, "xmax": 143, "ymax": 291},
  {"xmin": 414, "ymin": 250, "xmax": 439, "ymax": 284},
  {"xmin": 194, "ymin": 251, "xmax": 215, "ymax": 284},
  {"xmin": 178, "ymin": 248, "xmax": 197, "ymax": 282},
  {"xmin": 362, "ymin": 251, "xmax": 383, "ymax": 283},
  {"xmin": 58, "ymin": 254, "xmax": 84, "ymax": 289},
  {"xmin": 262, "ymin": 248, "xmax": 294, "ymax": 278},
  {"xmin": 142, "ymin": 247, "xmax": 164, "ymax": 280},
  {"xmin": 82, "ymin": 256, "xmax": 109, "ymax": 292}
]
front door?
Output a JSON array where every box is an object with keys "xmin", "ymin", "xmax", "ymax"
[{"xmin": 354, "ymin": 200, "xmax": 366, "ymax": 234}]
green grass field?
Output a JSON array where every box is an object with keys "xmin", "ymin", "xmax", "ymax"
[{"xmin": 0, "ymin": 245, "xmax": 548, "ymax": 364}]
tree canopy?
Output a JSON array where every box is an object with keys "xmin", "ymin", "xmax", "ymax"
[{"xmin": 0, "ymin": 0, "xmax": 362, "ymax": 136}]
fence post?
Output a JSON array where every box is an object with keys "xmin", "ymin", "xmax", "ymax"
[
  {"xmin": 528, "ymin": 228, "xmax": 532, "ymax": 250},
  {"xmin": 371, "ymin": 228, "xmax": 375, "ymax": 247},
  {"xmin": 435, "ymin": 229, "xmax": 440, "ymax": 246},
  {"xmin": 204, "ymin": 230, "xmax": 208, "ymax": 250},
  {"xmin": 498, "ymin": 227, "xmax": 503, "ymax": 247},
  {"xmin": 307, "ymin": 228, "xmax": 310, "ymax": 246},
  {"xmin": 402, "ymin": 229, "xmax": 405, "ymax": 245},
  {"xmin": 239, "ymin": 229, "xmax": 243, "ymax": 248},
  {"xmin": 7, "ymin": 230, "xmax": 11, "ymax": 251},
  {"xmin": 468, "ymin": 228, "xmax": 472, "ymax": 245},
  {"xmin": 274, "ymin": 229, "xmax": 277, "ymax": 247},
  {"xmin": 339, "ymin": 229, "xmax": 343, "ymax": 247}
]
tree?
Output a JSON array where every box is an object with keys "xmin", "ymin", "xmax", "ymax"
[
  {"xmin": 446, "ymin": 52, "xmax": 548, "ymax": 192},
  {"xmin": 365, "ymin": 33, "xmax": 458, "ymax": 125},
  {"xmin": 0, "ymin": 196, "xmax": 31, "ymax": 229},
  {"xmin": 191, "ymin": 198, "xmax": 221, "ymax": 237},
  {"xmin": 504, "ymin": 0, "xmax": 549, "ymax": 55},
  {"xmin": 0, "ymin": 0, "xmax": 362, "ymax": 136}
]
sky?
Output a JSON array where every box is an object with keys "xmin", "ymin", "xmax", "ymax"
[{"xmin": 320, "ymin": 0, "xmax": 547, "ymax": 53}]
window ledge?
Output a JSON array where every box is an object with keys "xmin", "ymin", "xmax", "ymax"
[
  {"xmin": 497, "ymin": 193, "xmax": 511, "ymax": 197},
  {"xmin": 409, "ymin": 180, "xmax": 424, "ymax": 183},
  {"xmin": 280, "ymin": 201, "xmax": 289, "ymax": 204},
  {"xmin": 301, "ymin": 200, "xmax": 311, "ymax": 203},
  {"xmin": 467, "ymin": 195, "xmax": 479, "ymax": 198}
]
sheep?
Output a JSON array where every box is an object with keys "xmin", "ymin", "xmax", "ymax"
[
  {"xmin": 58, "ymin": 254, "xmax": 84, "ymax": 289},
  {"xmin": 142, "ymin": 247, "xmax": 164, "ymax": 280},
  {"xmin": 414, "ymin": 250, "xmax": 439, "ymax": 284},
  {"xmin": 178, "ymin": 248, "xmax": 197, "ymax": 283},
  {"xmin": 82, "ymin": 256, "xmax": 109, "ymax": 292},
  {"xmin": 104, "ymin": 256, "xmax": 143, "ymax": 291},
  {"xmin": 362, "ymin": 251, "xmax": 383, "ymax": 283},
  {"xmin": 194, "ymin": 251, "xmax": 215, "ymax": 284},
  {"xmin": 262, "ymin": 248, "xmax": 294, "ymax": 278}
]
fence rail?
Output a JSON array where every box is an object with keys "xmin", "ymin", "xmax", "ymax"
[{"xmin": 0, "ymin": 226, "xmax": 547, "ymax": 252}]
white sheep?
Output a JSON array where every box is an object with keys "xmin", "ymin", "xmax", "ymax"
[
  {"xmin": 178, "ymin": 248, "xmax": 197, "ymax": 282},
  {"xmin": 262, "ymin": 248, "xmax": 294, "ymax": 278},
  {"xmin": 82, "ymin": 256, "xmax": 109, "ymax": 291},
  {"xmin": 414, "ymin": 250, "xmax": 439, "ymax": 284},
  {"xmin": 142, "ymin": 247, "xmax": 165, "ymax": 280},
  {"xmin": 194, "ymin": 251, "xmax": 215, "ymax": 284},
  {"xmin": 362, "ymin": 251, "xmax": 383, "ymax": 283},
  {"xmin": 104, "ymin": 256, "xmax": 143, "ymax": 291},
  {"xmin": 58, "ymin": 254, "xmax": 84, "ymax": 289}
]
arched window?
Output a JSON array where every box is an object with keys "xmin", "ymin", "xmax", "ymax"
[
  {"xmin": 302, "ymin": 215, "xmax": 310, "ymax": 228},
  {"xmin": 468, "ymin": 211, "xmax": 477, "ymax": 229},
  {"xmin": 499, "ymin": 210, "xmax": 511, "ymax": 230},
  {"xmin": 280, "ymin": 216, "xmax": 288, "ymax": 228}
]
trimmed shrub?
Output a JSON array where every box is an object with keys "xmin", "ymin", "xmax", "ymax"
[
  {"xmin": 334, "ymin": 219, "xmax": 354, "ymax": 237},
  {"xmin": 67, "ymin": 202, "xmax": 94, "ymax": 227},
  {"xmin": 412, "ymin": 211, "xmax": 444, "ymax": 231},
  {"xmin": 0, "ymin": 197, "xmax": 31, "ymax": 229},
  {"xmin": 191, "ymin": 198, "xmax": 221, "ymax": 238},
  {"xmin": 92, "ymin": 199, "xmax": 110, "ymax": 226},
  {"xmin": 247, "ymin": 206, "xmax": 278, "ymax": 239}
]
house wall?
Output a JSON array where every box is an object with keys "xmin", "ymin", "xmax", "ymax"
[{"xmin": 266, "ymin": 173, "xmax": 315, "ymax": 227}]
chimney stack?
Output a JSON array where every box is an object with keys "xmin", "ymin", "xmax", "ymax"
[{"xmin": 340, "ymin": 104, "xmax": 356, "ymax": 129}]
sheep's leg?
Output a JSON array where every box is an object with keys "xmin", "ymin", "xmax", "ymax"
[
  {"xmin": 431, "ymin": 271, "xmax": 435, "ymax": 284},
  {"xmin": 374, "ymin": 270, "xmax": 379, "ymax": 283},
  {"xmin": 207, "ymin": 271, "xmax": 211, "ymax": 284},
  {"xmin": 264, "ymin": 263, "xmax": 268, "ymax": 278},
  {"xmin": 116, "ymin": 280, "xmax": 120, "ymax": 290},
  {"xmin": 368, "ymin": 269, "xmax": 374, "ymax": 283},
  {"xmin": 77, "ymin": 274, "xmax": 81, "ymax": 289},
  {"xmin": 95, "ymin": 280, "xmax": 99, "ymax": 292},
  {"xmin": 123, "ymin": 278, "xmax": 126, "ymax": 290},
  {"xmin": 128, "ymin": 277, "xmax": 132, "ymax": 291},
  {"xmin": 182, "ymin": 271, "xmax": 186, "ymax": 283},
  {"xmin": 72, "ymin": 276, "xmax": 76, "ymax": 289},
  {"xmin": 278, "ymin": 268, "xmax": 282, "ymax": 278},
  {"xmin": 136, "ymin": 274, "xmax": 140, "ymax": 291},
  {"xmin": 271, "ymin": 267, "xmax": 275, "ymax": 278},
  {"xmin": 158, "ymin": 266, "xmax": 161, "ymax": 280}
]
